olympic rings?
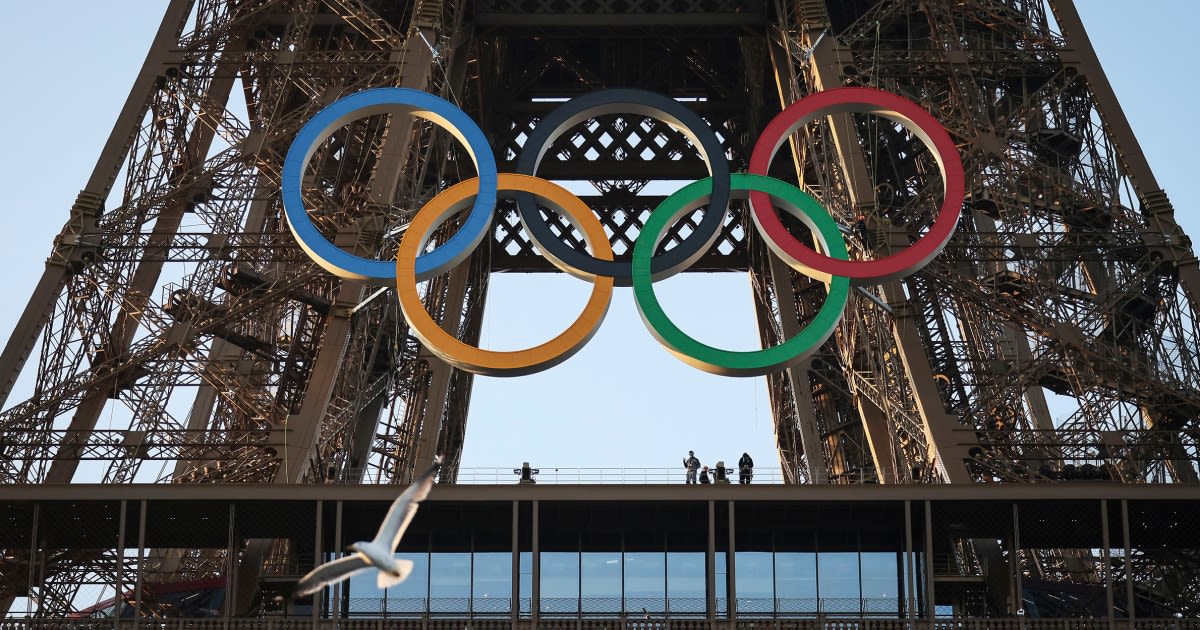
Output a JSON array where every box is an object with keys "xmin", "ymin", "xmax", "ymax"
[
  {"xmin": 748, "ymin": 86, "xmax": 964, "ymax": 284},
  {"xmin": 282, "ymin": 88, "xmax": 498, "ymax": 283},
  {"xmin": 514, "ymin": 89, "xmax": 732, "ymax": 286},
  {"xmin": 633, "ymin": 175, "xmax": 851, "ymax": 376},
  {"xmin": 396, "ymin": 174, "xmax": 614, "ymax": 376},
  {"xmin": 284, "ymin": 86, "xmax": 963, "ymax": 377}
]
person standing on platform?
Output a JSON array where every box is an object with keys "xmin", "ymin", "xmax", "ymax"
[
  {"xmin": 683, "ymin": 450, "xmax": 700, "ymax": 484},
  {"xmin": 739, "ymin": 452, "xmax": 754, "ymax": 484}
]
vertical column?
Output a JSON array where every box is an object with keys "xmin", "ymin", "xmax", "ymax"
[
  {"xmin": 313, "ymin": 500, "xmax": 322, "ymax": 625},
  {"xmin": 224, "ymin": 503, "xmax": 235, "ymax": 625},
  {"xmin": 662, "ymin": 536, "xmax": 669, "ymax": 617},
  {"xmin": 1101, "ymin": 500, "xmax": 1114, "ymax": 625},
  {"xmin": 813, "ymin": 530, "xmax": 821, "ymax": 617},
  {"xmin": 134, "ymin": 500, "xmax": 147, "ymax": 629},
  {"xmin": 904, "ymin": 500, "xmax": 915, "ymax": 621},
  {"xmin": 856, "ymin": 532, "xmax": 864, "ymax": 617},
  {"xmin": 531, "ymin": 500, "xmax": 540, "ymax": 627},
  {"xmin": 469, "ymin": 530, "xmax": 476, "ymax": 618},
  {"xmin": 577, "ymin": 532, "xmax": 583, "ymax": 618},
  {"xmin": 511, "ymin": 500, "xmax": 519, "ymax": 625},
  {"xmin": 727, "ymin": 500, "xmax": 737, "ymax": 620},
  {"xmin": 774, "ymin": 532, "xmax": 781, "ymax": 617},
  {"xmin": 23, "ymin": 504, "xmax": 39, "ymax": 617},
  {"xmin": 424, "ymin": 532, "xmax": 433, "ymax": 622},
  {"xmin": 1121, "ymin": 499, "xmax": 1134, "ymax": 627},
  {"xmin": 116, "ymin": 500, "xmax": 127, "ymax": 630},
  {"xmin": 924, "ymin": 501, "xmax": 935, "ymax": 621},
  {"xmin": 333, "ymin": 501, "xmax": 343, "ymax": 620},
  {"xmin": 706, "ymin": 500, "xmax": 716, "ymax": 622},
  {"xmin": 1011, "ymin": 504, "xmax": 1022, "ymax": 616},
  {"xmin": 624, "ymin": 525, "xmax": 633, "ymax": 619}
]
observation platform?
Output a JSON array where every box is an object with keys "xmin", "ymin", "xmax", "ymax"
[
  {"xmin": 1, "ymin": 483, "xmax": 1198, "ymax": 626},
  {"xmin": 394, "ymin": 466, "xmax": 788, "ymax": 485}
]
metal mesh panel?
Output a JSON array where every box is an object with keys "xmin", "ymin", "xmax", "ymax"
[
  {"xmin": 1017, "ymin": 500, "xmax": 1108, "ymax": 619},
  {"xmin": 666, "ymin": 597, "xmax": 706, "ymax": 615},
  {"xmin": 428, "ymin": 596, "xmax": 469, "ymax": 614},
  {"xmin": 28, "ymin": 501, "xmax": 127, "ymax": 619},
  {"xmin": 383, "ymin": 596, "xmax": 426, "ymax": 616},
  {"xmin": 1125, "ymin": 500, "xmax": 1200, "ymax": 618},
  {"xmin": 929, "ymin": 500, "xmax": 1014, "ymax": 617},
  {"xmin": 471, "ymin": 596, "xmax": 512, "ymax": 615},
  {"xmin": 238, "ymin": 500, "xmax": 318, "ymax": 618},
  {"xmin": 0, "ymin": 503, "xmax": 36, "ymax": 609},
  {"xmin": 346, "ymin": 597, "xmax": 385, "ymax": 616},
  {"xmin": 580, "ymin": 596, "xmax": 622, "ymax": 614}
]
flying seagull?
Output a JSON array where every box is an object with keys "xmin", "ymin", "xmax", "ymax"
[{"xmin": 293, "ymin": 456, "xmax": 442, "ymax": 597}]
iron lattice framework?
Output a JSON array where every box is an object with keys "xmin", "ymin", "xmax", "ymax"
[{"xmin": 0, "ymin": 0, "xmax": 1197, "ymax": 618}]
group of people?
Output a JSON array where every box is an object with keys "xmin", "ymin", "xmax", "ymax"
[{"xmin": 682, "ymin": 451, "xmax": 754, "ymax": 484}]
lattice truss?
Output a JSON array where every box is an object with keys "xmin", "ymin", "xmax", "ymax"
[
  {"xmin": 479, "ymin": 37, "xmax": 759, "ymax": 272},
  {"xmin": 760, "ymin": 0, "xmax": 1200, "ymax": 615},
  {"xmin": 0, "ymin": 0, "xmax": 492, "ymax": 612},
  {"xmin": 763, "ymin": 0, "xmax": 1200, "ymax": 486},
  {"xmin": 0, "ymin": 0, "xmax": 486, "ymax": 483},
  {"xmin": 3, "ymin": 0, "xmax": 1200, "ymax": 618}
]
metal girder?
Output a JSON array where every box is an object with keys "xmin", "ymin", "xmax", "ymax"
[
  {"xmin": 1048, "ymin": 0, "xmax": 1200, "ymax": 319},
  {"xmin": 0, "ymin": 0, "xmax": 196, "ymax": 411},
  {"xmin": 3, "ymin": 0, "xmax": 1200, "ymax": 618},
  {"xmin": 799, "ymin": 33, "xmax": 973, "ymax": 483},
  {"xmin": 762, "ymin": 0, "xmax": 1200, "ymax": 489}
]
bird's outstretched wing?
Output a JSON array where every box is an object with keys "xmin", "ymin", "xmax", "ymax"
[
  {"xmin": 374, "ymin": 456, "xmax": 442, "ymax": 551},
  {"xmin": 293, "ymin": 554, "xmax": 371, "ymax": 598}
]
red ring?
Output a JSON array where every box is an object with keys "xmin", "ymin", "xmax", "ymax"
[{"xmin": 748, "ymin": 86, "xmax": 964, "ymax": 283}]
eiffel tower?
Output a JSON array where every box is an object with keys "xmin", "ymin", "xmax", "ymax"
[{"xmin": 1, "ymin": 0, "xmax": 1197, "ymax": 620}]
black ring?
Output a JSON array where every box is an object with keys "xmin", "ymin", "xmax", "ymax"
[{"xmin": 514, "ymin": 89, "xmax": 731, "ymax": 286}]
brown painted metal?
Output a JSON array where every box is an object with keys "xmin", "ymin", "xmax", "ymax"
[
  {"xmin": 0, "ymin": 0, "xmax": 196, "ymax": 410},
  {"xmin": 1, "ymin": 0, "xmax": 1199, "ymax": 618},
  {"xmin": 2, "ymin": 480, "xmax": 1199, "ymax": 503}
]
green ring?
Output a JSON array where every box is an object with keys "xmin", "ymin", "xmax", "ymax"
[{"xmin": 632, "ymin": 174, "xmax": 851, "ymax": 376}]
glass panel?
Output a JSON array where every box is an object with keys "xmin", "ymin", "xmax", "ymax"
[
  {"xmin": 775, "ymin": 552, "xmax": 817, "ymax": 614},
  {"xmin": 473, "ymin": 552, "xmax": 512, "ymax": 616},
  {"xmin": 667, "ymin": 552, "xmax": 706, "ymax": 616},
  {"xmin": 818, "ymin": 551, "xmax": 860, "ymax": 614},
  {"xmin": 734, "ymin": 551, "xmax": 773, "ymax": 615},
  {"xmin": 519, "ymin": 551, "xmax": 532, "ymax": 617},
  {"xmin": 429, "ymin": 552, "xmax": 470, "ymax": 613},
  {"xmin": 347, "ymin": 557, "xmax": 386, "ymax": 617},
  {"xmin": 540, "ymin": 552, "xmax": 579, "ymax": 616},
  {"xmin": 714, "ymin": 551, "xmax": 728, "ymax": 617},
  {"xmin": 386, "ymin": 552, "xmax": 429, "ymax": 616},
  {"xmin": 861, "ymin": 552, "xmax": 900, "ymax": 616},
  {"xmin": 624, "ymin": 551, "xmax": 666, "ymax": 614},
  {"xmin": 581, "ymin": 551, "xmax": 622, "ymax": 613}
]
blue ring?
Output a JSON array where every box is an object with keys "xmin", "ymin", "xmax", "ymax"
[{"xmin": 282, "ymin": 88, "xmax": 498, "ymax": 282}]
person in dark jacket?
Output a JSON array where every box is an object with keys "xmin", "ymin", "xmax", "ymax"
[
  {"xmin": 738, "ymin": 452, "xmax": 754, "ymax": 484},
  {"xmin": 683, "ymin": 451, "xmax": 700, "ymax": 484},
  {"xmin": 699, "ymin": 466, "xmax": 711, "ymax": 484}
]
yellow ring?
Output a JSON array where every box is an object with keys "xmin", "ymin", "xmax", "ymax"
[{"xmin": 396, "ymin": 174, "xmax": 615, "ymax": 376}]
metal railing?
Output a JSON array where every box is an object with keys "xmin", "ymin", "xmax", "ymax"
[
  {"xmin": 335, "ymin": 597, "xmax": 935, "ymax": 618},
  {"xmin": 447, "ymin": 466, "xmax": 785, "ymax": 485},
  {"xmin": 2, "ymin": 619, "xmax": 1198, "ymax": 629}
]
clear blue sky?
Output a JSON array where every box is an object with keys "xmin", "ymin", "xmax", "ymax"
[{"xmin": 0, "ymin": 2, "xmax": 1196, "ymax": 477}]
